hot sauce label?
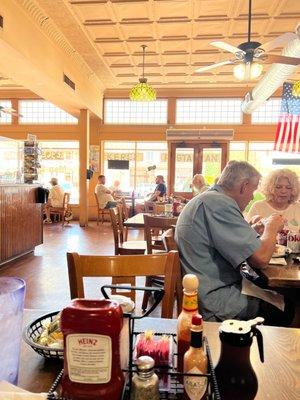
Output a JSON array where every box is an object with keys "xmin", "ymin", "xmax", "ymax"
[
  {"xmin": 182, "ymin": 293, "xmax": 198, "ymax": 312},
  {"xmin": 66, "ymin": 334, "xmax": 112, "ymax": 384},
  {"xmin": 184, "ymin": 366, "xmax": 207, "ymax": 400}
]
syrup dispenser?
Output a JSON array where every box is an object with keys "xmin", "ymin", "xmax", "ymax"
[{"xmin": 215, "ymin": 317, "xmax": 264, "ymax": 400}]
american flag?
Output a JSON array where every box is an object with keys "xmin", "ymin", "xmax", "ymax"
[{"xmin": 274, "ymin": 82, "xmax": 300, "ymax": 154}]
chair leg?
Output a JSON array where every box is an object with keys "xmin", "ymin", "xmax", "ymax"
[
  {"xmin": 101, "ymin": 211, "xmax": 104, "ymax": 224},
  {"xmin": 96, "ymin": 212, "xmax": 99, "ymax": 225},
  {"xmin": 142, "ymin": 276, "xmax": 153, "ymax": 311}
]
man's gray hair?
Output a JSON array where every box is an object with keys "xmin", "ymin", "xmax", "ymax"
[{"xmin": 218, "ymin": 161, "xmax": 261, "ymax": 190}]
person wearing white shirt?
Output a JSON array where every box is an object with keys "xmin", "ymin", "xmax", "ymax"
[
  {"xmin": 44, "ymin": 177, "xmax": 65, "ymax": 224},
  {"xmin": 247, "ymin": 169, "xmax": 300, "ymax": 231},
  {"xmin": 95, "ymin": 175, "xmax": 118, "ymax": 209}
]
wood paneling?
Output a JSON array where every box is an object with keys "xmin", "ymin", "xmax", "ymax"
[{"xmin": 0, "ymin": 185, "xmax": 43, "ymax": 264}]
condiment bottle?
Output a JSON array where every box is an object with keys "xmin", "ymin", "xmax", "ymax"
[
  {"xmin": 61, "ymin": 299, "xmax": 124, "ymax": 400},
  {"xmin": 130, "ymin": 356, "xmax": 159, "ymax": 400},
  {"xmin": 183, "ymin": 314, "xmax": 207, "ymax": 400},
  {"xmin": 177, "ymin": 274, "xmax": 199, "ymax": 375},
  {"xmin": 215, "ymin": 317, "xmax": 264, "ymax": 400}
]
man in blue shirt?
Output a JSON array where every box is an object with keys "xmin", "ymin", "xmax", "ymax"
[
  {"xmin": 175, "ymin": 161, "xmax": 293, "ymax": 326},
  {"xmin": 147, "ymin": 175, "xmax": 166, "ymax": 201}
]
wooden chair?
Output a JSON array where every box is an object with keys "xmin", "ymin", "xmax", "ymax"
[
  {"xmin": 67, "ymin": 251, "xmax": 181, "ymax": 318},
  {"xmin": 162, "ymin": 227, "xmax": 178, "ymax": 252},
  {"xmin": 94, "ymin": 193, "xmax": 110, "ymax": 224},
  {"xmin": 144, "ymin": 214, "xmax": 177, "ymax": 255},
  {"xmin": 109, "ymin": 205, "xmax": 147, "ymax": 255},
  {"xmin": 143, "ymin": 214, "xmax": 178, "ymax": 311},
  {"xmin": 49, "ymin": 192, "xmax": 71, "ymax": 227},
  {"xmin": 119, "ymin": 197, "xmax": 137, "ymax": 241}
]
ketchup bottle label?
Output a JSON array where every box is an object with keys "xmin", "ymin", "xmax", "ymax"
[{"xmin": 67, "ymin": 334, "xmax": 112, "ymax": 384}]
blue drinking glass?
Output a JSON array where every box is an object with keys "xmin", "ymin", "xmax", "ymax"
[{"xmin": 0, "ymin": 277, "xmax": 26, "ymax": 384}]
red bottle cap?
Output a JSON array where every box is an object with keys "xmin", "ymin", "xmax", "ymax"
[{"xmin": 192, "ymin": 314, "xmax": 203, "ymax": 325}]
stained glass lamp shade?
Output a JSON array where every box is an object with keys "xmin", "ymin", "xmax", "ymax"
[
  {"xmin": 292, "ymin": 81, "xmax": 300, "ymax": 97},
  {"xmin": 129, "ymin": 45, "xmax": 156, "ymax": 101}
]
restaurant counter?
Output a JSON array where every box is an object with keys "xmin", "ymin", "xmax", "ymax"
[{"xmin": 0, "ymin": 184, "xmax": 43, "ymax": 266}]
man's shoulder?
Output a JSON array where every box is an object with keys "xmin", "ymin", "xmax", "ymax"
[{"xmin": 200, "ymin": 189, "xmax": 235, "ymax": 210}]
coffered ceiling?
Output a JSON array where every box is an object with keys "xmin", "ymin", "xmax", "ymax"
[{"xmin": 40, "ymin": 0, "xmax": 300, "ymax": 90}]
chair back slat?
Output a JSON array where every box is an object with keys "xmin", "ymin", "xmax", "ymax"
[{"xmin": 67, "ymin": 251, "xmax": 180, "ymax": 318}]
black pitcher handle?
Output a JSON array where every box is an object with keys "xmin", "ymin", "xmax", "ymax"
[{"xmin": 253, "ymin": 327, "xmax": 264, "ymax": 363}]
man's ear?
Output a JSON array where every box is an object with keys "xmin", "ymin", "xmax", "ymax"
[{"xmin": 240, "ymin": 179, "xmax": 249, "ymax": 194}]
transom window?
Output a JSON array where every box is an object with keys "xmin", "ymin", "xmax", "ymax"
[
  {"xmin": 104, "ymin": 99, "xmax": 168, "ymax": 124},
  {"xmin": 176, "ymin": 99, "xmax": 242, "ymax": 124},
  {"xmin": 19, "ymin": 100, "xmax": 78, "ymax": 124},
  {"xmin": 0, "ymin": 100, "xmax": 12, "ymax": 124},
  {"xmin": 251, "ymin": 98, "xmax": 281, "ymax": 124}
]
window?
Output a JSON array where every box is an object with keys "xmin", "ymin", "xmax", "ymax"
[
  {"xmin": 0, "ymin": 100, "xmax": 12, "ymax": 124},
  {"xmin": 176, "ymin": 99, "xmax": 242, "ymax": 124},
  {"xmin": 39, "ymin": 141, "xmax": 79, "ymax": 203},
  {"xmin": 103, "ymin": 141, "xmax": 168, "ymax": 196},
  {"xmin": 104, "ymin": 99, "xmax": 168, "ymax": 124},
  {"xmin": 229, "ymin": 142, "xmax": 247, "ymax": 161},
  {"xmin": 251, "ymin": 98, "xmax": 281, "ymax": 124},
  {"xmin": 19, "ymin": 100, "xmax": 78, "ymax": 124}
]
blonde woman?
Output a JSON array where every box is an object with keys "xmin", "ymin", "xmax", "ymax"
[
  {"xmin": 247, "ymin": 169, "xmax": 300, "ymax": 230},
  {"xmin": 192, "ymin": 174, "xmax": 209, "ymax": 195}
]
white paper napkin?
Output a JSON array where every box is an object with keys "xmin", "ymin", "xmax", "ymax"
[
  {"xmin": 269, "ymin": 257, "xmax": 287, "ymax": 266},
  {"xmin": 0, "ymin": 381, "xmax": 46, "ymax": 399},
  {"xmin": 242, "ymin": 278, "xmax": 285, "ymax": 311}
]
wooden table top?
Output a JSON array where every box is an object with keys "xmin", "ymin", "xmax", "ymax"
[
  {"xmin": 124, "ymin": 213, "xmax": 177, "ymax": 228},
  {"xmin": 262, "ymin": 254, "xmax": 300, "ymax": 288},
  {"xmin": 19, "ymin": 310, "xmax": 300, "ymax": 399}
]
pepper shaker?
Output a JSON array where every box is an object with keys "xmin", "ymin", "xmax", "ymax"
[{"xmin": 130, "ymin": 356, "xmax": 159, "ymax": 400}]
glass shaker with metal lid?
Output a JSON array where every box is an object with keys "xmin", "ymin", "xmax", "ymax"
[
  {"xmin": 130, "ymin": 355, "xmax": 159, "ymax": 400},
  {"xmin": 215, "ymin": 317, "xmax": 264, "ymax": 400}
]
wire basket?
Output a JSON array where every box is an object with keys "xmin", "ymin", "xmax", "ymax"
[
  {"xmin": 23, "ymin": 311, "xmax": 63, "ymax": 360},
  {"xmin": 46, "ymin": 285, "xmax": 221, "ymax": 399}
]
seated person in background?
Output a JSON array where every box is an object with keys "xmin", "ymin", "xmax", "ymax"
[
  {"xmin": 44, "ymin": 178, "xmax": 65, "ymax": 224},
  {"xmin": 192, "ymin": 174, "xmax": 209, "ymax": 195},
  {"xmin": 146, "ymin": 175, "xmax": 167, "ymax": 201},
  {"xmin": 247, "ymin": 168, "xmax": 300, "ymax": 231},
  {"xmin": 95, "ymin": 175, "xmax": 118, "ymax": 209},
  {"xmin": 175, "ymin": 160, "xmax": 294, "ymax": 327},
  {"xmin": 174, "ymin": 174, "xmax": 208, "ymax": 203},
  {"xmin": 110, "ymin": 179, "xmax": 122, "ymax": 197},
  {"xmin": 135, "ymin": 175, "xmax": 166, "ymax": 213}
]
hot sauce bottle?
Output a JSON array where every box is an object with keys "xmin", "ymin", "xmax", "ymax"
[
  {"xmin": 177, "ymin": 274, "xmax": 199, "ymax": 375},
  {"xmin": 183, "ymin": 314, "xmax": 207, "ymax": 400},
  {"xmin": 60, "ymin": 299, "xmax": 124, "ymax": 400}
]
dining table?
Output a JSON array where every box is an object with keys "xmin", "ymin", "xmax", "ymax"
[
  {"xmin": 18, "ymin": 309, "xmax": 300, "ymax": 399},
  {"xmin": 260, "ymin": 253, "xmax": 300, "ymax": 289}
]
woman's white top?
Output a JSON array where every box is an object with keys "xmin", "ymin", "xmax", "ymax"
[{"xmin": 247, "ymin": 199, "xmax": 300, "ymax": 231}]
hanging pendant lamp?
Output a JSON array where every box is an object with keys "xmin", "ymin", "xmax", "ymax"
[
  {"xmin": 129, "ymin": 45, "xmax": 156, "ymax": 101},
  {"xmin": 292, "ymin": 80, "xmax": 300, "ymax": 97}
]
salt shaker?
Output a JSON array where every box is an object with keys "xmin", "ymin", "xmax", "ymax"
[{"xmin": 130, "ymin": 356, "xmax": 159, "ymax": 400}]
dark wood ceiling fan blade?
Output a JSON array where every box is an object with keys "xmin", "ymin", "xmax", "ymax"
[
  {"xmin": 260, "ymin": 33, "xmax": 297, "ymax": 53},
  {"xmin": 195, "ymin": 60, "xmax": 234, "ymax": 73},
  {"xmin": 265, "ymin": 54, "xmax": 300, "ymax": 66}
]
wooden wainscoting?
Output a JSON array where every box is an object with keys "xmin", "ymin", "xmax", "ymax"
[{"xmin": 0, "ymin": 184, "xmax": 43, "ymax": 265}]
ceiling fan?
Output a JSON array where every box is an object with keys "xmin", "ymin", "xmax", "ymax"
[
  {"xmin": 0, "ymin": 105, "xmax": 22, "ymax": 118},
  {"xmin": 196, "ymin": 0, "xmax": 300, "ymax": 81}
]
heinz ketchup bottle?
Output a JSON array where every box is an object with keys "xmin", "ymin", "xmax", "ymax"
[{"xmin": 61, "ymin": 299, "xmax": 124, "ymax": 400}]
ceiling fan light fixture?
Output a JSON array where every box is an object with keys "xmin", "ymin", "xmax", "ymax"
[
  {"xmin": 129, "ymin": 45, "xmax": 156, "ymax": 102},
  {"xmin": 233, "ymin": 61, "xmax": 263, "ymax": 81}
]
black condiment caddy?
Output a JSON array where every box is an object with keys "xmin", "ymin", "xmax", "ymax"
[{"xmin": 47, "ymin": 285, "xmax": 221, "ymax": 400}]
